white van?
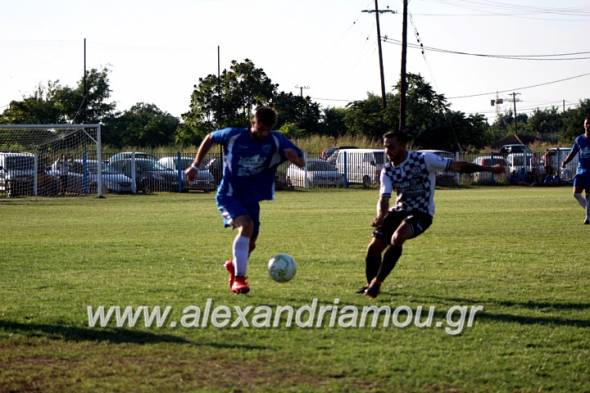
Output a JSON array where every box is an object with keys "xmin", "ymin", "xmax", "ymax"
[
  {"xmin": 334, "ymin": 148, "xmax": 385, "ymax": 187},
  {"xmin": 0, "ymin": 152, "xmax": 36, "ymax": 197}
]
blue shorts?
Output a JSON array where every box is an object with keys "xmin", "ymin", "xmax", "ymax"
[
  {"xmin": 573, "ymin": 172, "xmax": 590, "ymax": 190},
  {"xmin": 216, "ymin": 195, "xmax": 261, "ymax": 238}
]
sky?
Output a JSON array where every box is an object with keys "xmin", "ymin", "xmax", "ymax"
[{"xmin": 1, "ymin": 0, "xmax": 589, "ymax": 123}]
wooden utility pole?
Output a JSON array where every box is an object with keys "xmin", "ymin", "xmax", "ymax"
[
  {"xmin": 399, "ymin": 0, "xmax": 408, "ymax": 131},
  {"xmin": 362, "ymin": 1, "xmax": 395, "ymax": 109}
]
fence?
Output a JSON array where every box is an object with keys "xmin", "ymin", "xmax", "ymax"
[{"xmin": 0, "ymin": 148, "xmax": 579, "ymax": 198}]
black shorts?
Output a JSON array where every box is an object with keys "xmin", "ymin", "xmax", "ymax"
[{"xmin": 373, "ymin": 210, "xmax": 433, "ymax": 242}]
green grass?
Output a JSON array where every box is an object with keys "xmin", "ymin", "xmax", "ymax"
[{"xmin": 0, "ymin": 188, "xmax": 589, "ymax": 392}]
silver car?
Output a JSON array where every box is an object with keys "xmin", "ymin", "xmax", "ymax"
[
  {"xmin": 158, "ymin": 156, "xmax": 216, "ymax": 192},
  {"xmin": 287, "ymin": 159, "xmax": 345, "ymax": 188}
]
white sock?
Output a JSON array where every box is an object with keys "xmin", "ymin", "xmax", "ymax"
[
  {"xmin": 574, "ymin": 193, "xmax": 586, "ymax": 209},
  {"xmin": 232, "ymin": 235, "xmax": 250, "ymax": 276}
]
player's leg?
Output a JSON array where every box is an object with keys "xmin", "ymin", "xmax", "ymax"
[
  {"xmin": 358, "ymin": 237, "xmax": 388, "ymax": 293},
  {"xmin": 217, "ymin": 196, "xmax": 252, "ymax": 293},
  {"xmin": 359, "ymin": 211, "xmax": 404, "ymax": 294},
  {"xmin": 572, "ymin": 174, "xmax": 589, "ymax": 224},
  {"xmin": 572, "ymin": 181, "xmax": 586, "ymax": 209},
  {"xmin": 366, "ymin": 212, "xmax": 432, "ymax": 298}
]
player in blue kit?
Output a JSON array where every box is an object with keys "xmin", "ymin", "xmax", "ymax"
[
  {"xmin": 186, "ymin": 107, "xmax": 305, "ymax": 294},
  {"xmin": 562, "ymin": 114, "xmax": 590, "ymax": 224},
  {"xmin": 359, "ymin": 130, "xmax": 505, "ymax": 298}
]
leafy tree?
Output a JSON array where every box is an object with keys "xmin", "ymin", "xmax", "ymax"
[
  {"xmin": 562, "ymin": 99, "xmax": 590, "ymax": 142},
  {"xmin": 181, "ymin": 59, "xmax": 278, "ymax": 144},
  {"xmin": 273, "ymin": 92, "xmax": 321, "ymax": 134},
  {"xmin": 102, "ymin": 103, "xmax": 178, "ymax": 147},
  {"xmin": 0, "ymin": 67, "xmax": 115, "ymax": 124},
  {"xmin": 319, "ymin": 107, "xmax": 348, "ymax": 137},
  {"xmin": 344, "ymin": 93, "xmax": 391, "ymax": 138},
  {"xmin": 524, "ymin": 107, "xmax": 563, "ymax": 135}
]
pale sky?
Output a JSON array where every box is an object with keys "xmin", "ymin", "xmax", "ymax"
[{"xmin": 1, "ymin": 0, "xmax": 589, "ymax": 123}]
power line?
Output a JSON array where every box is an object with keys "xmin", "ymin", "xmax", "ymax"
[
  {"xmin": 381, "ymin": 37, "xmax": 590, "ymax": 60},
  {"xmin": 448, "ymin": 72, "xmax": 590, "ymax": 99}
]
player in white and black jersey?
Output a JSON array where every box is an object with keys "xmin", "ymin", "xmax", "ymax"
[{"xmin": 360, "ymin": 130, "xmax": 505, "ymax": 298}]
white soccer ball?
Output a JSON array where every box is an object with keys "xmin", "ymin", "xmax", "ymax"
[{"xmin": 268, "ymin": 253, "xmax": 297, "ymax": 283}]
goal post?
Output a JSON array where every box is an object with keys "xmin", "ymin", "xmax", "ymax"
[{"xmin": 0, "ymin": 124, "xmax": 102, "ymax": 198}]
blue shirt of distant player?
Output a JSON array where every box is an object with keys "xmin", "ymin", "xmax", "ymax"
[
  {"xmin": 210, "ymin": 127, "xmax": 302, "ymax": 202},
  {"xmin": 570, "ymin": 134, "xmax": 590, "ymax": 175}
]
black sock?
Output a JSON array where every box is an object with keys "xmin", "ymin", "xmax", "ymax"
[
  {"xmin": 376, "ymin": 245, "xmax": 402, "ymax": 283},
  {"xmin": 365, "ymin": 253, "xmax": 381, "ymax": 284}
]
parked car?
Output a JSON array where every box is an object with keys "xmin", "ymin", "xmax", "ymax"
[
  {"xmin": 107, "ymin": 152, "xmax": 158, "ymax": 163},
  {"xmin": 417, "ymin": 149, "xmax": 459, "ymax": 187},
  {"xmin": 334, "ymin": 148, "xmax": 385, "ymax": 187},
  {"xmin": 110, "ymin": 158, "xmax": 187, "ymax": 193},
  {"xmin": 0, "ymin": 152, "xmax": 35, "ymax": 197},
  {"xmin": 158, "ymin": 156, "xmax": 216, "ymax": 192},
  {"xmin": 48, "ymin": 159, "xmax": 134, "ymax": 194},
  {"xmin": 471, "ymin": 155, "xmax": 509, "ymax": 184},
  {"xmin": 286, "ymin": 159, "xmax": 345, "ymax": 188},
  {"xmin": 320, "ymin": 145, "xmax": 359, "ymax": 161}
]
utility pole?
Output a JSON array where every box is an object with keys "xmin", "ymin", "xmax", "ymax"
[
  {"xmin": 362, "ymin": 1, "xmax": 395, "ymax": 109},
  {"xmin": 508, "ymin": 92, "xmax": 521, "ymax": 133},
  {"xmin": 399, "ymin": 0, "xmax": 408, "ymax": 131},
  {"xmin": 563, "ymin": 99, "xmax": 566, "ymax": 113},
  {"xmin": 295, "ymin": 85, "xmax": 310, "ymax": 97}
]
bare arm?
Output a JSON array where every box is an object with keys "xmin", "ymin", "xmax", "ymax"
[
  {"xmin": 449, "ymin": 161, "xmax": 505, "ymax": 174},
  {"xmin": 561, "ymin": 152, "xmax": 575, "ymax": 168},
  {"xmin": 185, "ymin": 134, "xmax": 215, "ymax": 180},
  {"xmin": 284, "ymin": 148, "xmax": 305, "ymax": 168},
  {"xmin": 191, "ymin": 134, "xmax": 214, "ymax": 168},
  {"xmin": 372, "ymin": 196, "xmax": 390, "ymax": 227}
]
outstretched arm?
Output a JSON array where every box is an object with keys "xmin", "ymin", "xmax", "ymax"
[
  {"xmin": 185, "ymin": 133, "xmax": 215, "ymax": 181},
  {"xmin": 449, "ymin": 161, "xmax": 505, "ymax": 174}
]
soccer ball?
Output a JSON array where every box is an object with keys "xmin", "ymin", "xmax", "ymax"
[{"xmin": 267, "ymin": 253, "xmax": 297, "ymax": 283}]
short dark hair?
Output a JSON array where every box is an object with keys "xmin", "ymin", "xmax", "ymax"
[
  {"xmin": 383, "ymin": 130, "xmax": 409, "ymax": 144},
  {"xmin": 585, "ymin": 113, "xmax": 590, "ymax": 121},
  {"xmin": 254, "ymin": 106, "xmax": 277, "ymax": 127}
]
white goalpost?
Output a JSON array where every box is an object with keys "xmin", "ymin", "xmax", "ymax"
[{"xmin": 0, "ymin": 124, "xmax": 102, "ymax": 198}]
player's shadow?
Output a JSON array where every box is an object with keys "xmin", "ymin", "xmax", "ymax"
[
  {"xmin": 398, "ymin": 293, "xmax": 590, "ymax": 328},
  {"xmin": 0, "ymin": 320, "xmax": 269, "ymax": 350}
]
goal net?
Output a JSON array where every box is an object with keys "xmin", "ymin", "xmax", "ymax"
[{"xmin": 0, "ymin": 124, "xmax": 102, "ymax": 198}]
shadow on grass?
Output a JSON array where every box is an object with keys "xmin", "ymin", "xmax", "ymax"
[
  {"xmin": 396, "ymin": 293, "xmax": 590, "ymax": 328},
  {"xmin": 0, "ymin": 320, "xmax": 269, "ymax": 350}
]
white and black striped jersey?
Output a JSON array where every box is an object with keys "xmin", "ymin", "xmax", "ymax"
[{"xmin": 379, "ymin": 151, "xmax": 452, "ymax": 217}]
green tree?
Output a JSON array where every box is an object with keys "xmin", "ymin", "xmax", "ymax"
[
  {"xmin": 320, "ymin": 107, "xmax": 348, "ymax": 137},
  {"xmin": 180, "ymin": 59, "xmax": 278, "ymax": 144},
  {"xmin": 562, "ymin": 99, "xmax": 590, "ymax": 142},
  {"xmin": 0, "ymin": 67, "xmax": 115, "ymax": 124},
  {"xmin": 102, "ymin": 103, "xmax": 179, "ymax": 147},
  {"xmin": 524, "ymin": 107, "xmax": 563, "ymax": 135},
  {"xmin": 273, "ymin": 92, "xmax": 321, "ymax": 134}
]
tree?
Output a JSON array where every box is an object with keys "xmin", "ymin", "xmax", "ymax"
[
  {"xmin": 102, "ymin": 103, "xmax": 179, "ymax": 147},
  {"xmin": 180, "ymin": 59, "xmax": 278, "ymax": 144},
  {"xmin": 0, "ymin": 67, "xmax": 115, "ymax": 124},
  {"xmin": 319, "ymin": 107, "xmax": 348, "ymax": 137},
  {"xmin": 524, "ymin": 107, "xmax": 563, "ymax": 135},
  {"xmin": 563, "ymin": 99, "xmax": 590, "ymax": 142},
  {"xmin": 273, "ymin": 92, "xmax": 321, "ymax": 134}
]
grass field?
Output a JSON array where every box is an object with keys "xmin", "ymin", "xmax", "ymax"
[{"xmin": 0, "ymin": 187, "xmax": 588, "ymax": 392}]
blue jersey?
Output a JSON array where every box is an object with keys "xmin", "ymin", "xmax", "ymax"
[
  {"xmin": 570, "ymin": 134, "xmax": 590, "ymax": 175},
  {"xmin": 211, "ymin": 127, "xmax": 302, "ymax": 202}
]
